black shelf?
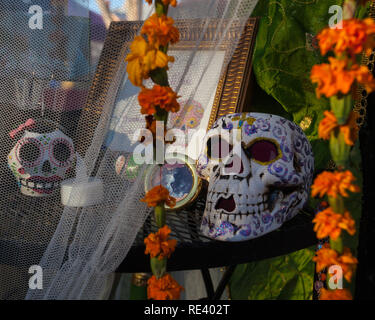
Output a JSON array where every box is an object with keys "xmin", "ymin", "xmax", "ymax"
[{"xmin": 117, "ymin": 187, "xmax": 317, "ymax": 273}]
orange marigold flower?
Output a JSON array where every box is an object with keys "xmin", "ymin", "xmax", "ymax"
[
  {"xmin": 318, "ymin": 111, "xmax": 359, "ymax": 146},
  {"xmin": 313, "ymin": 247, "xmax": 358, "ymax": 282},
  {"xmin": 313, "ymin": 207, "xmax": 356, "ymax": 240},
  {"xmin": 319, "ymin": 288, "xmax": 353, "ymax": 300},
  {"xmin": 148, "ymin": 273, "xmax": 183, "ymax": 300},
  {"xmin": 318, "ymin": 111, "xmax": 339, "ymax": 140},
  {"xmin": 141, "ymin": 185, "xmax": 176, "ymax": 208},
  {"xmin": 125, "ymin": 36, "xmax": 174, "ymax": 87},
  {"xmin": 311, "ymin": 57, "xmax": 375, "ymax": 98},
  {"xmin": 338, "ymin": 248, "xmax": 358, "ymax": 282},
  {"xmin": 138, "ymin": 85, "xmax": 180, "ymax": 115},
  {"xmin": 352, "ymin": 63, "xmax": 375, "ymax": 93},
  {"xmin": 142, "ymin": 13, "xmax": 180, "ymax": 47},
  {"xmin": 311, "ymin": 170, "xmax": 360, "ymax": 199},
  {"xmin": 318, "ymin": 18, "xmax": 375, "ymax": 57},
  {"xmin": 144, "ymin": 225, "xmax": 177, "ymax": 259},
  {"xmin": 313, "ymin": 247, "xmax": 338, "ymax": 273},
  {"xmin": 339, "ymin": 111, "xmax": 359, "ymax": 146}
]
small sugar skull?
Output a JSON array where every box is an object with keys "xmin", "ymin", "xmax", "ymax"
[
  {"xmin": 197, "ymin": 113, "xmax": 314, "ymax": 241},
  {"xmin": 8, "ymin": 121, "xmax": 75, "ymax": 197},
  {"xmin": 170, "ymin": 100, "xmax": 204, "ymax": 131}
]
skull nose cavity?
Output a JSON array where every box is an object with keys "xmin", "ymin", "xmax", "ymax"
[
  {"xmin": 215, "ymin": 195, "xmax": 236, "ymax": 212},
  {"xmin": 224, "ymin": 155, "xmax": 244, "ymax": 175},
  {"xmin": 42, "ymin": 160, "xmax": 52, "ymax": 174}
]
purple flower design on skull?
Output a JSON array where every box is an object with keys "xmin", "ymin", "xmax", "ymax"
[
  {"xmin": 254, "ymin": 118, "xmax": 271, "ymax": 131},
  {"xmin": 240, "ymin": 224, "xmax": 252, "ymax": 237},
  {"xmin": 244, "ymin": 123, "xmax": 257, "ymax": 136},
  {"xmin": 262, "ymin": 213, "xmax": 273, "ymax": 225},
  {"xmin": 213, "ymin": 221, "xmax": 234, "ymax": 238}
]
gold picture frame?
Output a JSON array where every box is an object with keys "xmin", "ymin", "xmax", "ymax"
[{"xmin": 76, "ymin": 18, "xmax": 259, "ymax": 156}]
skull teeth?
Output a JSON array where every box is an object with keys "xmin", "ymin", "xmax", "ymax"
[{"xmin": 19, "ymin": 178, "xmax": 60, "ymax": 191}]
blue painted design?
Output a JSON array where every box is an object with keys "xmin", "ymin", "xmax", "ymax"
[
  {"xmin": 240, "ymin": 224, "xmax": 252, "ymax": 237},
  {"xmin": 244, "ymin": 123, "xmax": 257, "ymax": 135}
]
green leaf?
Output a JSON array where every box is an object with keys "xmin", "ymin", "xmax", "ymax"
[{"xmin": 229, "ymin": 247, "xmax": 315, "ymax": 300}]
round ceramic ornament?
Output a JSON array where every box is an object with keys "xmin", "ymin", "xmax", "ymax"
[
  {"xmin": 197, "ymin": 112, "xmax": 314, "ymax": 241},
  {"xmin": 144, "ymin": 153, "xmax": 201, "ymax": 211}
]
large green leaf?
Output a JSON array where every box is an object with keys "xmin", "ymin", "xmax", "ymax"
[
  {"xmin": 251, "ymin": 0, "xmax": 345, "ymax": 171},
  {"xmin": 229, "ymin": 247, "xmax": 315, "ymax": 300}
]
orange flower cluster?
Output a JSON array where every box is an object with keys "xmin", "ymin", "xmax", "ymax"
[
  {"xmin": 147, "ymin": 273, "xmax": 183, "ymax": 300},
  {"xmin": 318, "ymin": 18, "xmax": 375, "ymax": 57},
  {"xmin": 138, "ymin": 85, "xmax": 180, "ymax": 115},
  {"xmin": 311, "ymin": 170, "xmax": 360, "ymax": 199},
  {"xmin": 318, "ymin": 110, "xmax": 359, "ymax": 146},
  {"xmin": 141, "ymin": 185, "xmax": 177, "ymax": 208},
  {"xmin": 144, "ymin": 225, "xmax": 177, "ymax": 259},
  {"xmin": 142, "ymin": 13, "xmax": 180, "ymax": 47},
  {"xmin": 136, "ymin": 0, "xmax": 182, "ymax": 301},
  {"xmin": 311, "ymin": 57, "xmax": 375, "ymax": 98},
  {"xmin": 125, "ymin": 36, "xmax": 174, "ymax": 87},
  {"xmin": 313, "ymin": 247, "xmax": 358, "ymax": 282},
  {"xmin": 319, "ymin": 288, "xmax": 353, "ymax": 300},
  {"xmin": 313, "ymin": 207, "xmax": 356, "ymax": 240}
]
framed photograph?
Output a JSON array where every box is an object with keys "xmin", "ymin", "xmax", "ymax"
[{"xmin": 76, "ymin": 18, "xmax": 259, "ymax": 158}]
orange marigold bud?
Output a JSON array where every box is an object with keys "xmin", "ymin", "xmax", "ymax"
[
  {"xmin": 313, "ymin": 247, "xmax": 358, "ymax": 282},
  {"xmin": 141, "ymin": 185, "xmax": 177, "ymax": 208},
  {"xmin": 311, "ymin": 57, "xmax": 375, "ymax": 98},
  {"xmin": 144, "ymin": 225, "xmax": 177, "ymax": 259},
  {"xmin": 142, "ymin": 13, "xmax": 180, "ymax": 47},
  {"xmin": 138, "ymin": 85, "xmax": 180, "ymax": 115},
  {"xmin": 147, "ymin": 273, "xmax": 184, "ymax": 300},
  {"xmin": 313, "ymin": 207, "xmax": 356, "ymax": 240},
  {"xmin": 125, "ymin": 36, "xmax": 174, "ymax": 87},
  {"xmin": 318, "ymin": 111, "xmax": 359, "ymax": 146},
  {"xmin": 319, "ymin": 288, "xmax": 353, "ymax": 300},
  {"xmin": 317, "ymin": 18, "xmax": 375, "ymax": 57},
  {"xmin": 311, "ymin": 170, "xmax": 360, "ymax": 199}
]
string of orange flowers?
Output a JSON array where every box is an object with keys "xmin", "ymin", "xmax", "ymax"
[
  {"xmin": 126, "ymin": 0, "xmax": 183, "ymax": 300},
  {"xmin": 310, "ymin": 0, "xmax": 375, "ymax": 300}
]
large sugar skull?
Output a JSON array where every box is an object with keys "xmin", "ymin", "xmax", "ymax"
[
  {"xmin": 8, "ymin": 120, "xmax": 75, "ymax": 197},
  {"xmin": 197, "ymin": 113, "xmax": 314, "ymax": 241}
]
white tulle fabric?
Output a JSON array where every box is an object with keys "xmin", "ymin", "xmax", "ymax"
[{"xmin": 24, "ymin": 0, "xmax": 259, "ymax": 299}]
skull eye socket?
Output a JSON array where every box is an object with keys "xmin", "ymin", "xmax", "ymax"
[
  {"xmin": 247, "ymin": 139, "xmax": 280, "ymax": 164},
  {"xmin": 207, "ymin": 135, "xmax": 233, "ymax": 160},
  {"xmin": 50, "ymin": 139, "xmax": 73, "ymax": 167},
  {"xmin": 18, "ymin": 139, "xmax": 42, "ymax": 167}
]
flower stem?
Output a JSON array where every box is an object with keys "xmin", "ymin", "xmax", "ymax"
[
  {"xmin": 155, "ymin": 0, "xmax": 168, "ymax": 16},
  {"xmin": 328, "ymin": 195, "xmax": 345, "ymax": 214},
  {"xmin": 151, "ymin": 257, "xmax": 167, "ymax": 279},
  {"xmin": 155, "ymin": 203, "xmax": 166, "ymax": 228},
  {"xmin": 330, "ymin": 95, "xmax": 352, "ymax": 125},
  {"xmin": 330, "ymin": 237, "xmax": 344, "ymax": 254}
]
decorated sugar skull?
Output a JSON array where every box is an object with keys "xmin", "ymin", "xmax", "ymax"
[
  {"xmin": 170, "ymin": 100, "xmax": 204, "ymax": 131},
  {"xmin": 197, "ymin": 113, "xmax": 314, "ymax": 241},
  {"xmin": 8, "ymin": 119, "xmax": 75, "ymax": 197}
]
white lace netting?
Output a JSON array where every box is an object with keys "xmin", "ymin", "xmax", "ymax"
[{"xmin": 0, "ymin": 0, "xmax": 258, "ymax": 299}]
